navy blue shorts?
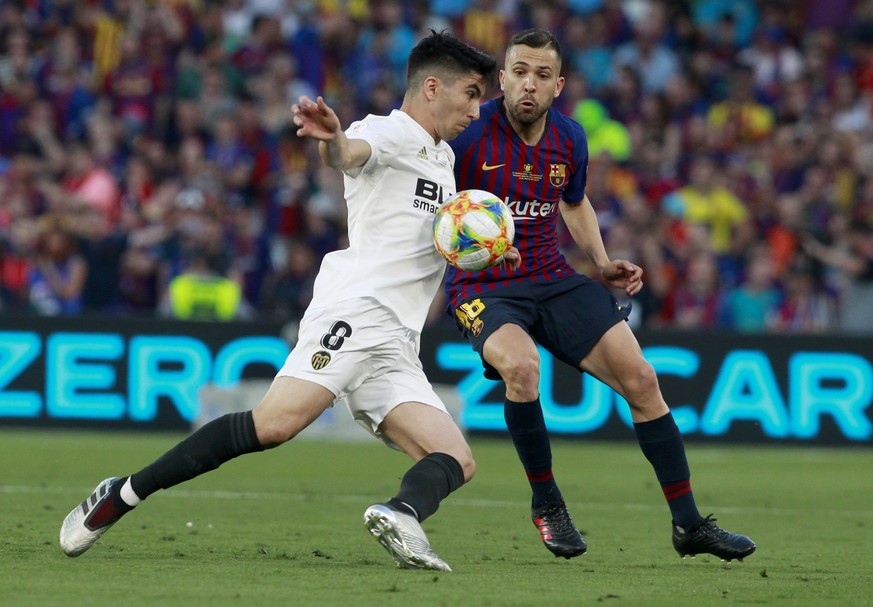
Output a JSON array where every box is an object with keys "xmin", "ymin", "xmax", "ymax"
[{"xmin": 451, "ymin": 275, "xmax": 631, "ymax": 380}]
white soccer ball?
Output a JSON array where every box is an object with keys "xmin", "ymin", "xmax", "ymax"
[{"xmin": 433, "ymin": 189, "xmax": 515, "ymax": 271}]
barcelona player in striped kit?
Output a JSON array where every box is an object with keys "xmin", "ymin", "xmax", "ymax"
[{"xmin": 446, "ymin": 29, "xmax": 756, "ymax": 562}]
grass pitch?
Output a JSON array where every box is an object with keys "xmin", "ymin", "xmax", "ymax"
[{"xmin": 1, "ymin": 428, "xmax": 871, "ymax": 607}]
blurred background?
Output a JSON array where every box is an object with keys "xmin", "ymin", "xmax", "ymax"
[{"xmin": 1, "ymin": 0, "xmax": 872, "ymax": 334}]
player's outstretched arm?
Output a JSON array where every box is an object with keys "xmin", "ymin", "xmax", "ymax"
[
  {"xmin": 292, "ymin": 95, "xmax": 371, "ymax": 170},
  {"xmin": 560, "ymin": 196, "xmax": 643, "ymax": 296}
]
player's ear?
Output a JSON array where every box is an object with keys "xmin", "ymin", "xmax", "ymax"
[
  {"xmin": 498, "ymin": 69, "xmax": 505, "ymax": 91},
  {"xmin": 423, "ymin": 75, "xmax": 440, "ymax": 102},
  {"xmin": 554, "ymin": 75, "xmax": 565, "ymax": 98}
]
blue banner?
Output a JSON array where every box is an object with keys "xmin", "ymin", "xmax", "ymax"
[
  {"xmin": 419, "ymin": 329, "xmax": 873, "ymax": 445},
  {"xmin": 1, "ymin": 316, "xmax": 870, "ymax": 444}
]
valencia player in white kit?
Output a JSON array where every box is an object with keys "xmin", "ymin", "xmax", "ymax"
[{"xmin": 59, "ymin": 31, "xmax": 509, "ymax": 572}]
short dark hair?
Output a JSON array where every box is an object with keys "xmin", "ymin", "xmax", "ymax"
[
  {"xmin": 507, "ymin": 28, "xmax": 562, "ymax": 63},
  {"xmin": 406, "ymin": 30, "xmax": 496, "ymax": 89}
]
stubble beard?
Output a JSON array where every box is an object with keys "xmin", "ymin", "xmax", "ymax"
[{"xmin": 508, "ymin": 99, "xmax": 548, "ymax": 126}]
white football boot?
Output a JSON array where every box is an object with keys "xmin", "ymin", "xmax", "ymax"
[
  {"xmin": 60, "ymin": 477, "xmax": 128, "ymax": 557},
  {"xmin": 363, "ymin": 504, "xmax": 452, "ymax": 571}
]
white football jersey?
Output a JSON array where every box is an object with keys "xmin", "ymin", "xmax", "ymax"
[{"xmin": 309, "ymin": 110, "xmax": 455, "ymax": 333}]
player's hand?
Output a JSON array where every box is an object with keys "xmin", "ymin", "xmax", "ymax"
[
  {"xmin": 500, "ymin": 246, "xmax": 521, "ymax": 271},
  {"xmin": 292, "ymin": 95, "xmax": 341, "ymax": 141},
  {"xmin": 601, "ymin": 259, "xmax": 643, "ymax": 296}
]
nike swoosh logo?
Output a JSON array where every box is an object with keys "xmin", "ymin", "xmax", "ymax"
[{"xmin": 481, "ymin": 162, "xmax": 506, "ymax": 171}]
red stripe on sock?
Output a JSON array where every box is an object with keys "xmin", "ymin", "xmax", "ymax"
[
  {"xmin": 527, "ymin": 470, "xmax": 554, "ymax": 483},
  {"xmin": 663, "ymin": 481, "xmax": 692, "ymax": 500}
]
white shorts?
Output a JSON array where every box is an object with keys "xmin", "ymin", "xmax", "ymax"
[{"xmin": 276, "ymin": 299, "xmax": 448, "ymax": 446}]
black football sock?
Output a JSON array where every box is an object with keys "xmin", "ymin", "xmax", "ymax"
[
  {"xmin": 386, "ymin": 452, "xmax": 465, "ymax": 522},
  {"xmin": 504, "ymin": 398, "xmax": 562, "ymax": 508},
  {"xmin": 129, "ymin": 411, "xmax": 263, "ymax": 500},
  {"xmin": 634, "ymin": 412, "xmax": 701, "ymax": 528},
  {"xmin": 109, "ymin": 477, "xmax": 136, "ymax": 512}
]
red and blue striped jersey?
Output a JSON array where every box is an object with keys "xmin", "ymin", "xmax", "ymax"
[{"xmin": 445, "ymin": 97, "xmax": 589, "ymax": 307}]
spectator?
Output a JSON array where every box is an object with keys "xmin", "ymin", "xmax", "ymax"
[
  {"xmin": 3, "ymin": 0, "xmax": 873, "ymax": 331},
  {"xmin": 707, "ymin": 63, "xmax": 775, "ymax": 144},
  {"xmin": 253, "ymin": 62, "xmax": 296, "ymax": 136},
  {"xmin": 160, "ymin": 248, "xmax": 250, "ymax": 322},
  {"xmin": 667, "ymin": 250, "xmax": 723, "ymax": 329},
  {"xmin": 164, "ymin": 97, "xmax": 209, "ymax": 149},
  {"xmin": 776, "ymin": 256, "xmax": 838, "ymax": 333},
  {"xmin": 1, "ymin": 149, "xmax": 47, "ymax": 225},
  {"xmin": 61, "ymin": 142, "xmax": 122, "ymax": 231},
  {"xmin": 229, "ymin": 13, "xmax": 284, "ymax": 91},
  {"xmin": 738, "ymin": 25, "xmax": 804, "ymax": 100},
  {"xmin": 803, "ymin": 219, "xmax": 873, "ymax": 334},
  {"xmin": 69, "ymin": 203, "xmax": 167, "ymax": 315},
  {"xmin": 567, "ymin": 13, "xmax": 612, "ymax": 92},
  {"xmin": 35, "ymin": 27, "xmax": 95, "ymax": 140},
  {"xmin": 15, "ymin": 99, "xmax": 67, "ymax": 175},
  {"xmin": 0, "ymin": 218, "xmax": 40, "ymax": 312},
  {"xmin": 118, "ymin": 206, "xmax": 164, "ymax": 314},
  {"xmin": 765, "ymin": 192, "xmax": 805, "ymax": 278},
  {"xmin": 692, "ymin": 0, "xmax": 759, "ymax": 48},
  {"xmin": 197, "ymin": 64, "xmax": 238, "ymax": 130},
  {"xmin": 288, "ymin": 1, "xmax": 326, "ymax": 94},
  {"xmin": 662, "ymin": 155, "xmax": 753, "ymax": 257},
  {"xmin": 29, "ymin": 221, "xmax": 87, "ymax": 316},
  {"xmin": 719, "ymin": 248, "xmax": 782, "ymax": 332},
  {"xmin": 119, "ymin": 154, "xmax": 158, "ymax": 213},
  {"xmin": 85, "ymin": 112, "xmax": 126, "ymax": 182},
  {"xmin": 456, "ymin": 0, "xmax": 511, "ymax": 57},
  {"xmin": 610, "ymin": 14, "xmax": 680, "ymax": 94},
  {"xmin": 263, "ymin": 51, "xmax": 317, "ymax": 117},
  {"xmin": 0, "ymin": 28, "xmax": 39, "ymax": 90},
  {"xmin": 69, "ymin": 206, "xmax": 129, "ymax": 314},
  {"xmin": 602, "ymin": 63, "xmax": 643, "ymax": 125},
  {"xmin": 206, "ymin": 110, "xmax": 254, "ymax": 203},
  {"xmin": 830, "ymin": 71, "xmax": 873, "ymax": 134},
  {"xmin": 263, "ymin": 238, "xmax": 316, "ymax": 319}
]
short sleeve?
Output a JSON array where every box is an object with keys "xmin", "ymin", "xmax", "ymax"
[
  {"xmin": 561, "ymin": 124, "xmax": 590, "ymax": 205},
  {"xmin": 342, "ymin": 115, "xmax": 406, "ymax": 179}
]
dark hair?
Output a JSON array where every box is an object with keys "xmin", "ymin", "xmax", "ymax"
[
  {"xmin": 406, "ymin": 30, "xmax": 496, "ymax": 89},
  {"xmin": 507, "ymin": 28, "xmax": 562, "ymax": 63}
]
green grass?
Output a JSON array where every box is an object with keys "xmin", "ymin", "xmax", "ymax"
[{"xmin": 2, "ymin": 429, "xmax": 872, "ymax": 607}]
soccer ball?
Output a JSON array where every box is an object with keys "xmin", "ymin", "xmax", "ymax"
[{"xmin": 433, "ymin": 189, "xmax": 515, "ymax": 271}]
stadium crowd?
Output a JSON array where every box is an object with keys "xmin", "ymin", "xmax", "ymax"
[{"xmin": 1, "ymin": 0, "xmax": 872, "ymax": 333}]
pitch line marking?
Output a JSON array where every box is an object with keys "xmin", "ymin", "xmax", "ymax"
[{"xmin": 3, "ymin": 484, "xmax": 873, "ymax": 518}]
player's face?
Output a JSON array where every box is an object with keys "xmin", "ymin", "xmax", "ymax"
[
  {"xmin": 500, "ymin": 44, "xmax": 564, "ymax": 127},
  {"xmin": 433, "ymin": 73, "xmax": 487, "ymax": 142}
]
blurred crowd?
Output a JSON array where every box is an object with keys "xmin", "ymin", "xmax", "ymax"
[{"xmin": 1, "ymin": 0, "xmax": 872, "ymax": 334}]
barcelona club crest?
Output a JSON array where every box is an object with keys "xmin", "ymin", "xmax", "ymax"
[
  {"xmin": 311, "ymin": 350, "xmax": 331, "ymax": 370},
  {"xmin": 549, "ymin": 163, "xmax": 566, "ymax": 188}
]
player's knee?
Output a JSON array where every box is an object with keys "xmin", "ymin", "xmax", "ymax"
[
  {"xmin": 458, "ymin": 452, "xmax": 476, "ymax": 483},
  {"xmin": 441, "ymin": 443, "xmax": 476, "ymax": 483},
  {"xmin": 253, "ymin": 413, "xmax": 307, "ymax": 448},
  {"xmin": 622, "ymin": 359, "xmax": 660, "ymax": 403},
  {"xmin": 499, "ymin": 354, "xmax": 540, "ymax": 393}
]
